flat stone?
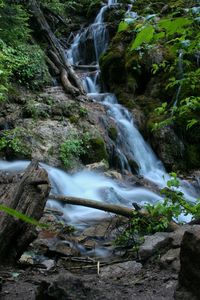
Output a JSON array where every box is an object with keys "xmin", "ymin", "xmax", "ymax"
[
  {"xmin": 50, "ymin": 241, "xmax": 80, "ymax": 257},
  {"xmin": 139, "ymin": 232, "xmax": 171, "ymax": 260},
  {"xmin": 100, "ymin": 261, "xmax": 142, "ymax": 279},
  {"xmin": 83, "ymin": 239, "xmax": 97, "ymax": 250},
  {"xmin": 82, "ymin": 222, "xmax": 110, "ymax": 239}
]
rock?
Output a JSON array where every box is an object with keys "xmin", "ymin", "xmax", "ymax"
[
  {"xmin": 169, "ymin": 225, "xmax": 200, "ymax": 248},
  {"xmin": 82, "ymin": 221, "xmax": 111, "ymax": 239},
  {"xmin": 86, "ymin": 160, "xmax": 109, "ymax": 172},
  {"xmin": 41, "ymin": 259, "xmax": 55, "ymax": 271},
  {"xmin": 100, "ymin": 261, "xmax": 142, "ymax": 279},
  {"xmin": 139, "ymin": 232, "xmax": 171, "ymax": 260},
  {"xmin": 160, "ymin": 248, "xmax": 180, "ymax": 272},
  {"xmin": 150, "ymin": 126, "xmax": 185, "ymax": 171},
  {"xmin": 175, "ymin": 226, "xmax": 200, "ymax": 300},
  {"xmin": 35, "ymin": 272, "xmax": 94, "ymax": 300},
  {"xmin": 49, "ymin": 241, "xmax": 80, "ymax": 257},
  {"xmin": 104, "ymin": 170, "xmax": 123, "ymax": 180},
  {"xmin": 19, "ymin": 253, "xmax": 34, "ymax": 265}
]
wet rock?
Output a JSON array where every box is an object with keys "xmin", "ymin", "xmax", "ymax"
[
  {"xmin": 139, "ymin": 232, "xmax": 171, "ymax": 260},
  {"xmin": 104, "ymin": 170, "xmax": 123, "ymax": 180},
  {"xmin": 175, "ymin": 226, "xmax": 200, "ymax": 300},
  {"xmin": 100, "ymin": 261, "xmax": 142, "ymax": 279},
  {"xmin": 160, "ymin": 248, "xmax": 180, "ymax": 272},
  {"xmin": 86, "ymin": 160, "xmax": 109, "ymax": 172},
  {"xmin": 49, "ymin": 241, "xmax": 80, "ymax": 257},
  {"xmin": 150, "ymin": 126, "xmax": 185, "ymax": 171}
]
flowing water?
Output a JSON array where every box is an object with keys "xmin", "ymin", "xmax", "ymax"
[{"xmin": 0, "ymin": 1, "xmax": 198, "ymax": 225}]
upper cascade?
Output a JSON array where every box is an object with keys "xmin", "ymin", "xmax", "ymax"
[{"xmin": 66, "ymin": 0, "xmax": 198, "ymax": 205}]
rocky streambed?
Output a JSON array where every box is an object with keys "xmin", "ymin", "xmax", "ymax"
[{"xmin": 1, "ymin": 200, "xmax": 200, "ymax": 300}]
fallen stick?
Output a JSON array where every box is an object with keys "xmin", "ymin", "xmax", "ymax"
[{"xmin": 49, "ymin": 195, "xmax": 134, "ymax": 218}]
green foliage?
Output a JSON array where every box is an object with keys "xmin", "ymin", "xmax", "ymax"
[
  {"xmin": 116, "ymin": 173, "xmax": 200, "ymax": 250},
  {"xmin": 0, "ymin": 205, "xmax": 48, "ymax": 228},
  {"xmin": 158, "ymin": 17, "xmax": 192, "ymax": 37},
  {"xmin": 130, "ymin": 25, "xmax": 155, "ymax": 50},
  {"xmin": 42, "ymin": 0, "xmax": 101, "ymax": 17},
  {"xmin": 0, "ymin": 2, "xmax": 50, "ymax": 95},
  {"xmin": 59, "ymin": 132, "xmax": 90, "ymax": 169},
  {"xmin": 118, "ymin": 20, "xmax": 130, "ymax": 32},
  {"xmin": 0, "ymin": 127, "xmax": 29, "ymax": 156},
  {"xmin": 12, "ymin": 44, "xmax": 51, "ymax": 88},
  {"xmin": 0, "ymin": 4, "xmax": 30, "ymax": 46}
]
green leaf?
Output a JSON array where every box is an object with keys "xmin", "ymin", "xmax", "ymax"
[
  {"xmin": 158, "ymin": 17, "xmax": 192, "ymax": 36},
  {"xmin": 0, "ymin": 204, "xmax": 48, "ymax": 228},
  {"xmin": 118, "ymin": 20, "xmax": 129, "ymax": 32},
  {"xmin": 130, "ymin": 25, "xmax": 155, "ymax": 50}
]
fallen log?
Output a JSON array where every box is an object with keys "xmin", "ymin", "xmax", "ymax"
[
  {"xmin": 0, "ymin": 160, "xmax": 50, "ymax": 264},
  {"xmin": 49, "ymin": 194, "xmax": 179, "ymax": 231},
  {"xmin": 49, "ymin": 194, "xmax": 134, "ymax": 218}
]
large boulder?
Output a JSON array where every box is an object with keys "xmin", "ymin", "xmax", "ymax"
[{"xmin": 175, "ymin": 226, "xmax": 200, "ymax": 300}]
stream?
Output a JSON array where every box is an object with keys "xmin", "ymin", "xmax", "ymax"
[{"xmin": 0, "ymin": 0, "xmax": 198, "ymax": 226}]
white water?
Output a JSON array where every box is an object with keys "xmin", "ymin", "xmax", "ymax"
[
  {"xmin": 66, "ymin": 0, "xmax": 198, "ymax": 206},
  {"xmin": 0, "ymin": 160, "xmax": 162, "ymax": 225}
]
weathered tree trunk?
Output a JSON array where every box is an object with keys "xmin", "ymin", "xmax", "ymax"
[
  {"xmin": 0, "ymin": 161, "xmax": 50, "ymax": 264},
  {"xmin": 28, "ymin": 0, "xmax": 86, "ymax": 96}
]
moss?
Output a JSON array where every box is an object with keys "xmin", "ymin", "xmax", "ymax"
[
  {"xmin": 81, "ymin": 136, "xmax": 109, "ymax": 164},
  {"xmin": 69, "ymin": 115, "xmax": 79, "ymax": 124},
  {"xmin": 108, "ymin": 126, "xmax": 118, "ymax": 141},
  {"xmin": 187, "ymin": 144, "xmax": 200, "ymax": 169},
  {"xmin": 100, "ymin": 48, "xmax": 126, "ymax": 87}
]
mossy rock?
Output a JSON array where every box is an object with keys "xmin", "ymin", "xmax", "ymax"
[
  {"xmin": 108, "ymin": 126, "xmax": 118, "ymax": 141},
  {"xmin": 100, "ymin": 48, "xmax": 126, "ymax": 87},
  {"xmin": 186, "ymin": 144, "xmax": 200, "ymax": 169},
  {"xmin": 81, "ymin": 136, "xmax": 109, "ymax": 164}
]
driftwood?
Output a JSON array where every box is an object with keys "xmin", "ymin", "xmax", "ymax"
[
  {"xmin": 0, "ymin": 160, "xmax": 50, "ymax": 264},
  {"xmin": 28, "ymin": 0, "xmax": 86, "ymax": 96},
  {"xmin": 49, "ymin": 194, "xmax": 135, "ymax": 218}
]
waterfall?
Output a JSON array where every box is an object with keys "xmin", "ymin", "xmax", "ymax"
[
  {"xmin": 0, "ymin": 1, "xmax": 198, "ymax": 224},
  {"xmin": 173, "ymin": 50, "xmax": 184, "ymax": 107},
  {"xmin": 66, "ymin": 0, "xmax": 198, "ymax": 204}
]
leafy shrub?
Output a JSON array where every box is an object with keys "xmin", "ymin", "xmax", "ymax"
[
  {"xmin": 12, "ymin": 44, "xmax": 51, "ymax": 88},
  {"xmin": 116, "ymin": 173, "xmax": 200, "ymax": 251},
  {"xmin": 0, "ymin": 127, "xmax": 30, "ymax": 156},
  {"xmin": 59, "ymin": 132, "xmax": 90, "ymax": 169},
  {"xmin": 0, "ymin": 3, "xmax": 30, "ymax": 46}
]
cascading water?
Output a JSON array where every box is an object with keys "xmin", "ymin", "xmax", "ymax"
[{"xmin": 66, "ymin": 0, "xmax": 198, "ymax": 204}]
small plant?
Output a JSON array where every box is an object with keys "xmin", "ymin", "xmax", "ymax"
[
  {"xmin": 0, "ymin": 127, "xmax": 29, "ymax": 156},
  {"xmin": 59, "ymin": 132, "xmax": 90, "ymax": 169},
  {"xmin": 115, "ymin": 173, "xmax": 200, "ymax": 251}
]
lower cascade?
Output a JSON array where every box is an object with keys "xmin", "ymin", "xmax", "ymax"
[{"xmin": 0, "ymin": 0, "xmax": 199, "ymax": 225}]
